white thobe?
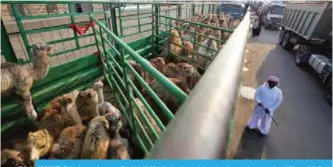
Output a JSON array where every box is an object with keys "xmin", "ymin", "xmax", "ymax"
[{"xmin": 248, "ymin": 83, "xmax": 283, "ymax": 134}]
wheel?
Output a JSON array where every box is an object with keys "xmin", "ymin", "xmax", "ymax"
[
  {"xmin": 282, "ymin": 32, "xmax": 293, "ymax": 50},
  {"xmin": 295, "ymin": 52, "xmax": 304, "ymax": 67},
  {"xmin": 278, "ymin": 30, "xmax": 284, "ymax": 45},
  {"xmin": 324, "ymin": 79, "xmax": 332, "ymax": 105},
  {"xmin": 295, "ymin": 51, "xmax": 311, "ymax": 68}
]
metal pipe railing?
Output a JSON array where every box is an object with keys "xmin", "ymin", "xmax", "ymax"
[{"xmin": 146, "ymin": 9, "xmax": 251, "ymax": 159}]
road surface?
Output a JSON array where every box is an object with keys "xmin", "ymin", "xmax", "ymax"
[{"xmin": 229, "ymin": 28, "xmax": 332, "ymax": 159}]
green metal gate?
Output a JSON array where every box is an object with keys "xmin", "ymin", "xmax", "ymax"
[{"xmin": 1, "ymin": 1, "xmax": 250, "ymax": 158}]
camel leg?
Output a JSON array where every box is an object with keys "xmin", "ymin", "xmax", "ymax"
[{"xmin": 18, "ymin": 91, "xmax": 38, "ymax": 121}]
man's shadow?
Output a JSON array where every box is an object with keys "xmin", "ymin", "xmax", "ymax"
[{"xmin": 234, "ymin": 128, "xmax": 267, "ymax": 159}]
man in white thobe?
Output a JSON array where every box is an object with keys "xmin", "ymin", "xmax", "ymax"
[{"xmin": 247, "ymin": 76, "xmax": 283, "ymax": 136}]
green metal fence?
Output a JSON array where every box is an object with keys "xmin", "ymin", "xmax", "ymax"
[{"xmin": 1, "ymin": 1, "xmax": 243, "ymax": 156}]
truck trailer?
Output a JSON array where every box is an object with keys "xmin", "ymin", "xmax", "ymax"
[{"xmin": 279, "ymin": 1, "xmax": 332, "ymax": 104}]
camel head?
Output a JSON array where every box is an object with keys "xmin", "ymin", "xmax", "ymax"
[
  {"xmin": 31, "ymin": 43, "xmax": 53, "ymax": 58},
  {"xmin": 26, "ymin": 129, "xmax": 54, "ymax": 166},
  {"xmin": 170, "ymin": 29, "xmax": 180, "ymax": 42},
  {"xmin": 1, "ymin": 149, "xmax": 27, "ymax": 167},
  {"xmin": 150, "ymin": 57, "xmax": 166, "ymax": 72},
  {"xmin": 104, "ymin": 112, "xmax": 122, "ymax": 138},
  {"xmin": 183, "ymin": 41, "xmax": 194, "ymax": 56}
]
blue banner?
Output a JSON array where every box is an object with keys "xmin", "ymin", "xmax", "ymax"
[{"xmin": 36, "ymin": 160, "xmax": 332, "ymax": 167}]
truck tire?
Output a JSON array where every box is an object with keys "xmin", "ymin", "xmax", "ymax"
[
  {"xmin": 278, "ymin": 30, "xmax": 284, "ymax": 45},
  {"xmin": 324, "ymin": 79, "xmax": 332, "ymax": 105},
  {"xmin": 295, "ymin": 52, "xmax": 306, "ymax": 67},
  {"xmin": 282, "ymin": 32, "xmax": 293, "ymax": 51}
]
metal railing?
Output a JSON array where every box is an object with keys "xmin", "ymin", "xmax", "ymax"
[
  {"xmin": 1, "ymin": 1, "xmax": 250, "ymax": 158},
  {"xmin": 90, "ymin": 14, "xmax": 187, "ymax": 153},
  {"xmin": 146, "ymin": 9, "xmax": 251, "ymax": 159},
  {"xmin": 152, "ymin": 13, "xmax": 234, "ymax": 72}
]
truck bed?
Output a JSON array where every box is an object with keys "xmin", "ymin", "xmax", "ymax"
[{"xmin": 281, "ymin": 1, "xmax": 332, "ymax": 41}]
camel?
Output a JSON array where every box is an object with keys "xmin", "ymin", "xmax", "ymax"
[{"xmin": 1, "ymin": 43, "xmax": 53, "ymax": 121}]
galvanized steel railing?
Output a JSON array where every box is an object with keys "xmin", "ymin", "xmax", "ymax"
[{"xmin": 146, "ymin": 8, "xmax": 251, "ymax": 159}]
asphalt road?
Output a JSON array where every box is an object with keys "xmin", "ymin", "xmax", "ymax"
[{"xmin": 244, "ymin": 28, "xmax": 332, "ymax": 159}]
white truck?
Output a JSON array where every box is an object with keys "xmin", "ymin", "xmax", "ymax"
[
  {"xmin": 279, "ymin": 1, "xmax": 332, "ymax": 104},
  {"xmin": 259, "ymin": 3, "xmax": 286, "ymax": 29}
]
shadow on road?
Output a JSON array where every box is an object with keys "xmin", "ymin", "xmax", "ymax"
[
  {"xmin": 248, "ymin": 27, "xmax": 280, "ymax": 45},
  {"xmin": 234, "ymin": 128, "xmax": 266, "ymax": 159}
]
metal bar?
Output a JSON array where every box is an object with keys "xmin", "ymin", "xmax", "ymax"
[
  {"xmin": 11, "ymin": 4, "xmax": 33, "ymax": 60},
  {"xmin": 118, "ymin": 4, "xmax": 124, "ymax": 36},
  {"xmin": 104, "ymin": 75, "xmax": 148, "ymax": 154},
  {"xmin": 119, "ymin": 40, "xmax": 135, "ymax": 140},
  {"xmin": 1, "ymin": 19, "xmax": 18, "ymax": 63},
  {"xmin": 201, "ymin": 4, "xmax": 204, "ymax": 14},
  {"xmin": 192, "ymin": 21, "xmax": 197, "ymax": 56},
  {"xmin": 153, "ymin": 44, "xmax": 206, "ymax": 71},
  {"xmin": 137, "ymin": 4, "xmax": 142, "ymax": 35},
  {"xmin": 156, "ymin": 14, "xmax": 234, "ymax": 32},
  {"xmin": 131, "ymin": 102, "xmax": 155, "ymax": 149},
  {"xmin": 122, "ymin": 22, "xmax": 152, "ymax": 30},
  {"xmin": 167, "ymin": 5, "xmax": 171, "ymax": 30},
  {"xmin": 121, "ymin": 15, "xmax": 151, "ymax": 21},
  {"xmin": 151, "ymin": 4, "xmax": 155, "ymax": 57},
  {"xmin": 154, "ymin": 4, "xmax": 160, "ymax": 55},
  {"xmin": 46, "ymin": 33, "xmax": 94, "ymax": 45},
  {"xmin": 121, "ymin": 29, "xmax": 151, "ymax": 38},
  {"xmin": 192, "ymin": 4, "xmax": 195, "ymax": 15},
  {"xmin": 49, "ymin": 43, "xmax": 95, "ymax": 57},
  {"xmin": 105, "ymin": 52, "xmax": 166, "ymax": 135},
  {"xmin": 147, "ymin": 9, "xmax": 251, "ymax": 159},
  {"xmin": 157, "ymin": 22, "xmax": 226, "ymax": 43},
  {"xmin": 90, "ymin": 15, "xmax": 187, "ymax": 102},
  {"xmin": 125, "ymin": 62, "xmax": 174, "ymax": 121},
  {"xmin": 126, "ymin": 73, "xmax": 166, "ymax": 132},
  {"xmin": 103, "ymin": 4, "xmax": 110, "ymax": 37},
  {"xmin": 99, "ymin": 26, "xmax": 108, "ymax": 58},
  {"xmin": 19, "ymin": 11, "xmax": 108, "ymax": 20},
  {"xmin": 25, "ymin": 25, "xmax": 69, "ymax": 34},
  {"xmin": 68, "ymin": 4, "xmax": 80, "ymax": 48},
  {"xmin": 105, "ymin": 57, "xmax": 161, "ymax": 146},
  {"xmin": 154, "ymin": 31, "xmax": 220, "ymax": 54},
  {"xmin": 165, "ymin": 6, "xmax": 168, "ymax": 31}
]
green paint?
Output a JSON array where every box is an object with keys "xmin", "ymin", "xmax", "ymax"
[{"xmin": 11, "ymin": 4, "xmax": 33, "ymax": 60}]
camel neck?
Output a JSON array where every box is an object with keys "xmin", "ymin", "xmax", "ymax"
[{"xmin": 30, "ymin": 55, "xmax": 49, "ymax": 81}]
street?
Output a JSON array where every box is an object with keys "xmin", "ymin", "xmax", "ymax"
[{"xmin": 228, "ymin": 28, "xmax": 332, "ymax": 159}]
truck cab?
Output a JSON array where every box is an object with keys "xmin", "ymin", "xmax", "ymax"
[{"xmin": 260, "ymin": 3, "xmax": 286, "ymax": 29}]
